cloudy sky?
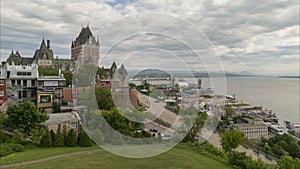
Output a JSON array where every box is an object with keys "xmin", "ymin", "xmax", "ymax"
[{"xmin": 0, "ymin": 0, "xmax": 299, "ymax": 75}]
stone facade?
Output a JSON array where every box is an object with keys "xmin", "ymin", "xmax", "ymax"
[
  {"xmin": 71, "ymin": 26, "xmax": 100, "ymax": 65},
  {"xmin": 234, "ymin": 118, "xmax": 268, "ymax": 140}
]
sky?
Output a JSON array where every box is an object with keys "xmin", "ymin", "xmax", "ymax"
[{"xmin": 0, "ymin": 0, "xmax": 299, "ymax": 76}]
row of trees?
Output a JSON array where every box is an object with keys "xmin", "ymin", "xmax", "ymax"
[
  {"xmin": 39, "ymin": 128, "xmax": 92, "ymax": 147},
  {"xmin": 259, "ymin": 133, "xmax": 300, "ymax": 159}
]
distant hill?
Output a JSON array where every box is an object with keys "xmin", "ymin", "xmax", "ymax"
[
  {"xmin": 277, "ymin": 75, "xmax": 300, "ymax": 78},
  {"xmin": 128, "ymin": 69, "xmax": 263, "ymax": 78}
]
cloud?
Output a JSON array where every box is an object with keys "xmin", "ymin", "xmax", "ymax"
[{"xmin": 0, "ymin": 0, "xmax": 299, "ymax": 75}]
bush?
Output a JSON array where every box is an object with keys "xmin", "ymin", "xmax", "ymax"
[
  {"xmin": 10, "ymin": 143, "xmax": 25, "ymax": 152},
  {"xmin": 0, "ymin": 144, "xmax": 13, "ymax": 157},
  {"xmin": 198, "ymin": 142, "xmax": 227, "ymax": 159},
  {"xmin": 0, "ymin": 143, "xmax": 25, "ymax": 157}
]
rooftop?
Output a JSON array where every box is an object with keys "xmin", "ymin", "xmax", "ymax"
[{"xmin": 45, "ymin": 112, "xmax": 79, "ymax": 125}]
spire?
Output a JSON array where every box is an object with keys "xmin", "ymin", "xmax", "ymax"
[
  {"xmin": 15, "ymin": 51, "xmax": 20, "ymax": 56},
  {"xmin": 40, "ymin": 38, "xmax": 47, "ymax": 49},
  {"xmin": 111, "ymin": 61, "xmax": 117, "ymax": 70},
  {"xmin": 10, "ymin": 50, "xmax": 14, "ymax": 55}
]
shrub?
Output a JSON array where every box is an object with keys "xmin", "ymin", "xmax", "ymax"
[
  {"xmin": 78, "ymin": 130, "xmax": 92, "ymax": 147},
  {"xmin": 10, "ymin": 143, "xmax": 25, "ymax": 152},
  {"xmin": 198, "ymin": 142, "xmax": 227, "ymax": 159},
  {"xmin": 65, "ymin": 129, "xmax": 77, "ymax": 147},
  {"xmin": 12, "ymin": 129, "xmax": 26, "ymax": 145},
  {"xmin": 0, "ymin": 144, "xmax": 13, "ymax": 157},
  {"xmin": 40, "ymin": 131, "xmax": 52, "ymax": 147},
  {"xmin": 54, "ymin": 128, "xmax": 64, "ymax": 147}
]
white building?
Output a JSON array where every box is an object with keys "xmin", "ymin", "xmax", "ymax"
[
  {"xmin": 6, "ymin": 64, "xmax": 39, "ymax": 103},
  {"xmin": 234, "ymin": 118, "xmax": 268, "ymax": 140}
]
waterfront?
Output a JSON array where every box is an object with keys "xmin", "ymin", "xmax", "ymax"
[{"xmin": 199, "ymin": 77, "xmax": 299, "ymax": 123}]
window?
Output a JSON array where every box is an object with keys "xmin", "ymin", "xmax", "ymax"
[
  {"xmin": 68, "ymin": 122, "xmax": 78, "ymax": 129},
  {"xmin": 0, "ymin": 80, "xmax": 4, "ymax": 85},
  {"xmin": 17, "ymin": 80, "xmax": 21, "ymax": 85},
  {"xmin": 0, "ymin": 90, "xmax": 4, "ymax": 96},
  {"xmin": 39, "ymin": 95, "xmax": 51, "ymax": 103},
  {"xmin": 31, "ymin": 90, "xmax": 35, "ymax": 98},
  {"xmin": 0, "ymin": 70, "xmax": 2, "ymax": 75},
  {"xmin": 23, "ymin": 80, "xmax": 27, "ymax": 87},
  {"xmin": 7, "ymin": 71, "xmax": 10, "ymax": 78},
  {"xmin": 22, "ymin": 91, "xmax": 27, "ymax": 98},
  {"xmin": 31, "ymin": 80, "xmax": 36, "ymax": 87},
  {"xmin": 12, "ymin": 80, "xmax": 15, "ymax": 85},
  {"xmin": 17, "ymin": 72, "xmax": 32, "ymax": 76}
]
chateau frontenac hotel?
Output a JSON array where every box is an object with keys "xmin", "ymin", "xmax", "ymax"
[{"xmin": 5, "ymin": 25, "xmax": 100, "ymax": 70}]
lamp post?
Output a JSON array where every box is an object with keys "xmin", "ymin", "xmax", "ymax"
[{"xmin": 265, "ymin": 142, "xmax": 269, "ymax": 159}]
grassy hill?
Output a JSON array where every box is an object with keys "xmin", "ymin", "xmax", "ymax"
[{"xmin": 1, "ymin": 144, "xmax": 232, "ymax": 169}]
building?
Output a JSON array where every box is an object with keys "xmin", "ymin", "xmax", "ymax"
[
  {"xmin": 37, "ymin": 73, "xmax": 66, "ymax": 108},
  {"xmin": 45, "ymin": 112, "xmax": 80, "ymax": 134},
  {"xmin": 6, "ymin": 39, "xmax": 74, "ymax": 71},
  {"xmin": 71, "ymin": 25, "xmax": 100, "ymax": 65},
  {"xmin": 6, "ymin": 64, "xmax": 39, "ymax": 103},
  {"xmin": 0, "ymin": 67, "xmax": 8, "ymax": 106},
  {"xmin": 234, "ymin": 118, "xmax": 268, "ymax": 140}
]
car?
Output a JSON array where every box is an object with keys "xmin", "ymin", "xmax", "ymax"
[
  {"xmin": 150, "ymin": 128, "xmax": 158, "ymax": 133},
  {"xmin": 161, "ymin": 134, "xmax": 171, "ymax": 141}
]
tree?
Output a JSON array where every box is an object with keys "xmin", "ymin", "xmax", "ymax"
[
  {"xmin": 54, "ymin": 127, "xmax": 64, "ymax": 147},
  {"xmin": 12, "ymin": 129, "xmax": 26, "ymax": 145},
  {"xmin": 40, "ymin": 130, "xmax": 52, "ymax": 147},
  {"xmin": 62, "ymin": 124, "xmax": 68, "ymax": 144},
  {"xmin": 277, "ymin": 154, "xmax": 300, "ymax": 169},
  {"xmin": 95, "ymin": 86, "xmax": 115, "ymax": 110},
  {"xmin": 179, "ymin": 108, "xmax": 207, "ymax": 142},
  {"xmin": 62, "ymin": 71, "xmax": 73, "ymax": 86},
  {"xmin": 78, "ymin": 130, "xmax": 92, "ymax": 147},
  {"xmin": 6, "ymin": 101, "xmax": 48, "ymax": 135},
  {"xmin": 50, "ymin": 130, "xmax": 56, "ymax": 144},
  {"xmin": 38, "ymin": 67, "xmax": 58, "ymax": 76},
  {"xmin": 30, "ymin": 128, "xmax": 46, "ymax": 145},
  {"xmin": 52, "ymin": 102, "xmax": 60, "ymax": 113},
  {"xmin": 65, "ymin": 129, "xmax": 77, "ymax": 147},
  {"xmin": 96, "ymin": 67, "xmax": 108, "ymax": 81},
  {"xmin": 221, "ymin": 129, "xmax": 246, "ymax": 152}
]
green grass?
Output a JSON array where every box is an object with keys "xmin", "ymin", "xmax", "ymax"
[
  {"xmin": 2, "ymin": 144, "xmax": 232, "ymax": 169},
  {"xmin": 0, "ymin": 146, "xmax": 99, "ymax": 165}
]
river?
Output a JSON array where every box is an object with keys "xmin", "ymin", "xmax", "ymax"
[{"xmin": 198, "ymin": 77, "xmax": 300, "ymax": 123}]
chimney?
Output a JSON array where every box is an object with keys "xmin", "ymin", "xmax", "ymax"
[
  {"xmin": 47, "ymin": 40, "xmax": 50, "ymax": 49},
  {"xmin": 59, "ymin": 67, "xmax": 61, "ymax": 76}
]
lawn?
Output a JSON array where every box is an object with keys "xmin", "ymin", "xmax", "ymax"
[
  {"xmin": 1, "ymin": 144, "xmax": 232, "ymax": 169},
  {"xmin": 0, "ymin": 146, "xmax": 99, "ymax": 165}
]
